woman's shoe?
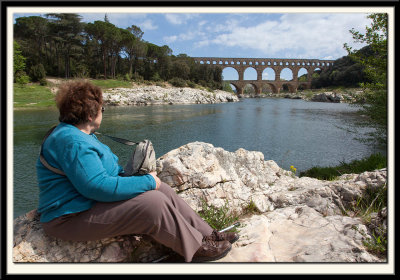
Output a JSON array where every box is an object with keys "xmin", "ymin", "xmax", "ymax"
[
  {"xmin": 192, "ymin": 239, "xmax": 232, "ymax": 262},
  {"xmin": 206, "ymin": 229, "xmax": 239, "ymax": 244}
]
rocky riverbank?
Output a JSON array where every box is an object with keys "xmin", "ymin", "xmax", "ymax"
[
  {"xmin": 102, "ymin": 86, "xmax": 359, "ymax": 106},
  {"xmin": 46, "ymin": 78, "xmax": 361, "ymax": 105},
  {"xmin": 240, "ymin": 89, "xmax": 363, "ymax": 103},
  {"xmin": 102, "ymin": 85, "xmax": 239, "ymax": 106},
  {"xmin": 13, "ymin": 142, "xmax": 387, "ymax": 263}
]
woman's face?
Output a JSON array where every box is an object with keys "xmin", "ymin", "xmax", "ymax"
[{"xmin": 91, "ymin": 106, "xmax": 103, "ymax": 131}]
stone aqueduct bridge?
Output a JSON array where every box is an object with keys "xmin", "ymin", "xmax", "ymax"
[{"xmin": 193, "ymin": 57, "xmax": 335, "ymax": 95}]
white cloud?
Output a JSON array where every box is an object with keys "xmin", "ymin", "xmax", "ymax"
[
  {"xmin": 198, "ymin": 20, "xmax": 207, "ymax": 27},
  {"xmin": 164, "ymin": 35, "xmax": 178, "ymax": 44},
  {"xmin": 164, "ymin": 30, "xmax": 206, "ymax": 45},
  {"xmin": 199, "ymin": 13, "xmax": 371, "ymax": 59},
  {"xmin": 139, "ymin": 19, "xmax": 157, "ymax": 31},
  {"xmin": 165, "ymin": 13, "xmax": 199, "ymax": 25},
  {"xmin": 194, "ymin": 40, "xmax": 210, "ymax": 48}
]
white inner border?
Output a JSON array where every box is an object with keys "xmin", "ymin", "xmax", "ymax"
[{"xmin": 6, "ymin": 6, "xmax": 395, "ymax": 275}]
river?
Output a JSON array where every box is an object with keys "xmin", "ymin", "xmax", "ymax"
[{"xmin": 13, "ymin": 98, "xmax": 384, "ymax": 218}]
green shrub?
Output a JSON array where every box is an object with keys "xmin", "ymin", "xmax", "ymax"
[
  {"xmin": 15, "ymin": 71, "xmax": 30, "ymax": 85},
  {"xmin": 124, "ymin": 73, "xmax": 131, "ymax": 81},
  {"xmin": 39, "ymin": 78, "xmax": 47, "ymax": 86},
  {"xmin": 132, "ymin": 72, "xmax": 144, "ymax": 82},
  {"xmin": 151, "ymin": 72, "xmax": 162, "ymax": 82},
  {"xmin": 186, "ymin": 80, "xmax": 196, "ymax": 88},
  {"xmin": 198, "ymin": 80, "xmax": 208, "ymax": 88},
  {"xmin": 29, "ymin": 64, "xmax": 46, "ymax": 82},
  {"xmin": 169, "ymin": 77, "xmax": 186, "ymax": 87},
  {"xmin": 74, "ymin": 64, "xmax": 89, "ymax": 78},
  {"xmin": 197, "ymin": 198, "xmax": 239, "ymax": 231}
]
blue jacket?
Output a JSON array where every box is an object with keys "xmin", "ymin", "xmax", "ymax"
[{"xmin": 36, "ymin": 122, "xmax": 156, "ymax": 223}]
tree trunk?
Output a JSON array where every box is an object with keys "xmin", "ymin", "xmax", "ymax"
[
  {"xmin": 129, "ymin": 59, "xmax": 133, "ymax": 78},
  {"xmin": 103, "ymin": 48, "xmax": 107, "ymax": 79}
]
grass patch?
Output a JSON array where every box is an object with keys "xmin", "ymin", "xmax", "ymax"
[
  {"xmin": 90, "ymin": 79, "xmax": 132, "ymax": 89},
  {"xmin": 13, "ymin": 79, "xmax": 134, "ymax": 109},
  {"xmin": 242, "ymin": 200, "xmax": 262, "ymax": 215},
  {"xmin": 13, "ymin": 84, "xmax": 56, "ymax": 108},
  {"xmin": 352, "ymin": 185, "xmax": 387, "ymax": 218},
  {"xmin": 350, "ymin": 185, "xmax": 388, "ymax": 258},
  {"xmin": 299, "ymin": 153, "xmax": 387, "ymax": 180}
]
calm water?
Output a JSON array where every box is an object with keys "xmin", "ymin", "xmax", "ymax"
[{"xmin": 13, "ymin": 98, "xmax": 384, "ymax": 218}]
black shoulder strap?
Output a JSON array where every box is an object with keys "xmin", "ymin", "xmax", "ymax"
[
  {"xmin": 39, "ymin": 126, "xmax": 66, "ymax": 176},
  {"xmin": 94, "ymin": 131, "xmax": 139, "ymax": 146}
]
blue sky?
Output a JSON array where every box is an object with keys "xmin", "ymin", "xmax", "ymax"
[{"xmin": 13, "ymin": 10, "xmax": 373, "ymax": 80}]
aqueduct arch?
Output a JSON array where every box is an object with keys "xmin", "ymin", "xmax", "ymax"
[{"xmin": 193, "ymin": 57, "xmax": 335, "ymax": 95}]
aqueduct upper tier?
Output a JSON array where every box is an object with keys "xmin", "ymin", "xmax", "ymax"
[{"xmin": 192, "ymin": 57, "xmax": 335, "ymax": 94}]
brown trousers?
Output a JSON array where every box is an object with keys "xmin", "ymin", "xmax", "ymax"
[{"xmin": 42, "ymin": 182, "xmax": 213, "ymax": 262}]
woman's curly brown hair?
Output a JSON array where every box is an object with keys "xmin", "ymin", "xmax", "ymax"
[{"xmin": 55, "ymin": 80, "xmax": 103, "ymax": 125}]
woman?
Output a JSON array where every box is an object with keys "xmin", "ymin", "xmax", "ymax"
[{"xmin": 36, "ymin": 80, "xmax": 238, "ymax": 263}]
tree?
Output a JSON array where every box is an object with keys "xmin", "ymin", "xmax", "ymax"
[
  {"xmin": 108, "ymin": 25, "xmax": 123, "ymax": 79},
  {"xmin": 12, "ymin": 14, "xmax": 224, "ymax": 87},
  {"xmin": 14, "ymin": 16, "xmax": 48, "ymax": 69},
  {"xmin": 13, "ymin": 40, "xmax": 29, "ymax": 84},
  {"xmin": 46, "ymin": 13, "xmax": 84, "ymax": 78},
  {"xmin": 311, "ymin": 52, "xmax": 370, "ymax": 89},
  {"xmin": 171, "ymin": 59, "xmax": 190, "ymax": 80},
  {"xmin": 121, "ymin": 25, "xmax": 147, "ymax": 77},
  {"xmin": 344, "ymin": 13, "xmax": 388, "ymax": 147},
  {"xmin": 85, "ymin": 20, "xmax": 116, "ymax": 78},
  {"xmin": 13, "ymin": 41, "xmax": 26, "ymax": 76}
]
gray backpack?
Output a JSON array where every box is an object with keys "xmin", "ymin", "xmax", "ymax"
[
  {"xmin": 94, "ymin": 132, "xmax": 157, "ymax": 176},
  {"xmin": 40, "ymin": 126, "xmax": 156, "ymax": 176},
  {"xmin": 123, "ymin": 139, "xmax": 157, "ymax": 176}
]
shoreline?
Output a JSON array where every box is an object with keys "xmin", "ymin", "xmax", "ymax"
[{"xmin": 13, "ymin": 78, "xmax": 363, "ymax": 110}]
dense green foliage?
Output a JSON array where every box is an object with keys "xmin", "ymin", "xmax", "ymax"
[
  {"xmin": 13, "ymin": 41, "xmax": 30, "ymax": 85},
  {"xmin": 344, "ymin": 13, "xmax": 388, "ymax": 147},
  {"xmin": 311, "ymin": 13, "xmax": 388, "ymax": 148},
  {"xmin": 311, "ymin": 46, "xmax": 372, "ymax": 89},
  {"xmin": 13, "ymin": 14, "xmax": 223, "ymax": 90}
]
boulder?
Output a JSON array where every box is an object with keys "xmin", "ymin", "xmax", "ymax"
[
  {"xmin": 13, "ymin": 142, "xmax": 387, "ymax": 263},
  {"xmin": 311, "ymin": 92, "xmax": 343, "ymax": 103},
  {"xmin": 216, "ymin": 207, "xmax": 380, "ymax": 262},
  {"xmin": 156, "ymin": 142, "xmax": 387, "ymax": 262},
  {"xmin": 13, "ymin": 209, "xmax": 170, "ymax": 263}
]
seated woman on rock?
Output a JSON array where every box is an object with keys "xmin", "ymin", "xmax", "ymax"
[{"xmin": 36, "ymin": 80, "xmax": 238, "ymax": 263}]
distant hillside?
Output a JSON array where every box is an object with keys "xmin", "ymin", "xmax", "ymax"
[{"xmin": 311, "ymin": 45, "xmax": 373, "ymax": 89}]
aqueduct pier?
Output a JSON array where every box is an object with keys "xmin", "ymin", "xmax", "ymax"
[{"xmin": 192, "ymin": 57, "xmax": 335, "ymax": 94}]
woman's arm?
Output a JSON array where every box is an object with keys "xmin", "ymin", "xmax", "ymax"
[{"xmin": 61, "ymin": 141, "xmax": 156, "ymax": 202}]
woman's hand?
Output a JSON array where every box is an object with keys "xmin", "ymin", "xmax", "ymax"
[{"xmin": 149, "ymin": 172, "xmax": 161, "ymax": 190}]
